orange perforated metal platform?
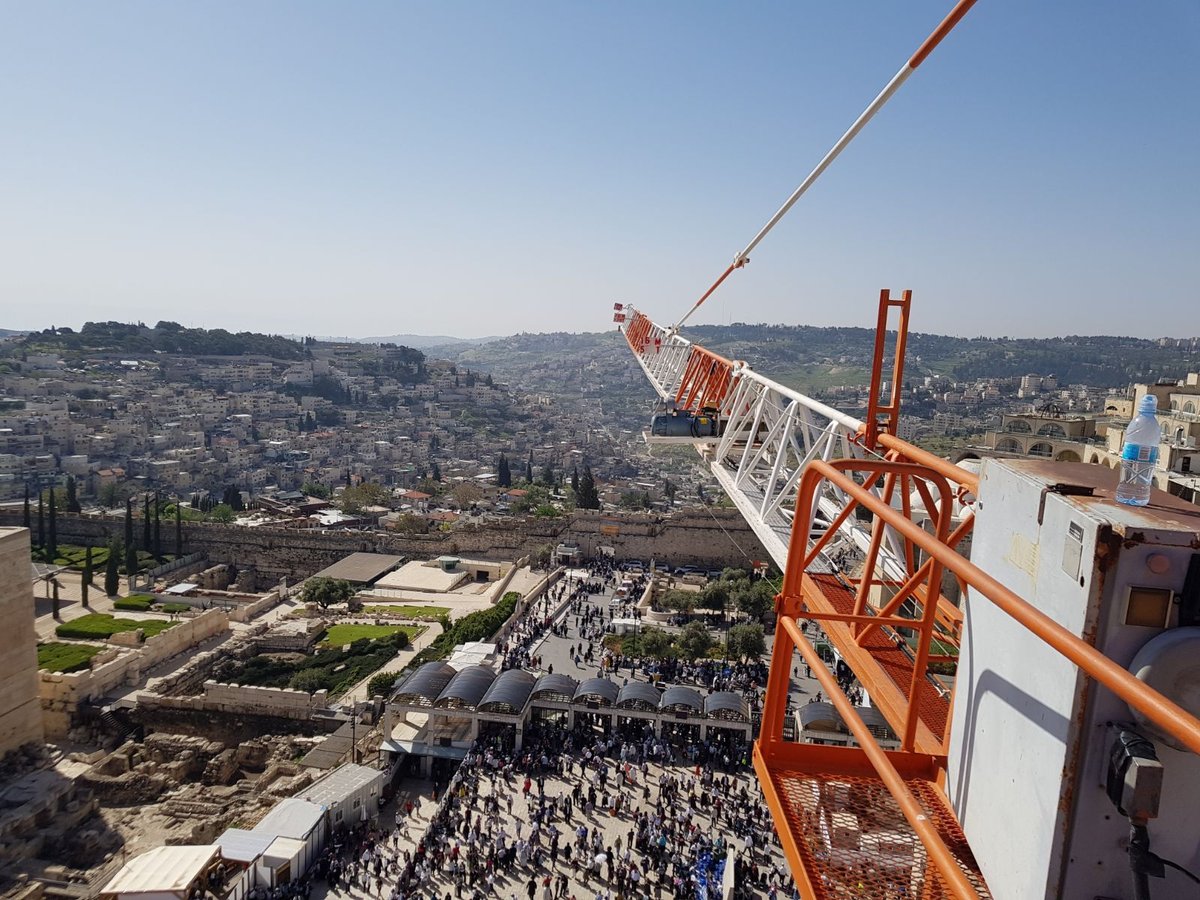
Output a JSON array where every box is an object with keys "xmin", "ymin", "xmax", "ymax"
[
  {"xmin": 754, "ymin": 743, "xmax": 991, "ymax": 900},
  {"xmin": 803, "ymin": 573, "xmax": 950, "ymax": 751}
]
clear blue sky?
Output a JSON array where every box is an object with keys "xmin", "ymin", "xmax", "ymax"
[{"xmin": 2, "ymin": 1, "xmax": 1197, "ymax": 340}]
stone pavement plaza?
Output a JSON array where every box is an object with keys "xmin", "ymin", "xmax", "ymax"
[{"xmin": 318, "ymin": 751, "xmax": 791, "ymax": 900}]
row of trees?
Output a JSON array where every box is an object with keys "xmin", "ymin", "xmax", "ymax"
[
  {"xmin": 615, "ymin": 620, "xmax": 766, "ymax": 663},
  {"xmin": 655, "ymin": 567, "xmax": 778, "ymax": 624}
]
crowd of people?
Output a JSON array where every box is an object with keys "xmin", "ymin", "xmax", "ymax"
[
  {"xmin": 306, "ymin": 558, "xmax": 813, "ymax": 900},
  {"xmin": 308, "ymin": 719, "xmax": 792, "ymax": 900}
]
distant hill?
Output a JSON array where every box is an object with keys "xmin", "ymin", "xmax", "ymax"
[
  {"xmin": 361, "ymin": 333, "xmax": 501, "ymax": 350},
  {"xmin": 445, "ymin": 325, "xmax": 1200, "ymax": 398},
  {"xmin": 13, "ymin": 321, "xmax": 306, "ymax": 360},
  {"xmin": 0, "ymin": 329, "xmax": 29, "ymax": 340}
]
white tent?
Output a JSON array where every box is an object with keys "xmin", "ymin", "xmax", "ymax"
[{"xmin": 100, "ymin": 845, "xmax": 219, "ymax": 900}]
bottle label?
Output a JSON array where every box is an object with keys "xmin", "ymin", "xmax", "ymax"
[{"xmin": 1121, "ymin": 443, "xmax": 1158, "ymax": 464}]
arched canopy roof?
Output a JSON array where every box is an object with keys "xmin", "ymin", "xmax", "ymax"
[
  {"xmin": 615, "ymin": 681, "xmax": 662, "ymax": 712},
  {"xmin": 531, "ymin": 673, "xmax": 579, "ymax": 703},
  {"xmin": 704, "ymin": 691, "xmax": 750, "ymax": 722},
  {"xmin": 799, "ymin": 701, "xmax": 841, "ymax": 732},
  {"xmin": 797, "ymin": 702, "xmax": 896, "ymax": 739},
  {"xmin": 856, "ymin": 705, "xmax": 895, "ymax": 739},
  {"xmin": 392, "ymin": 662, "xmax": 457, "ymax": 706},
  {"xmin": 435, "ymin": 665, "xmax": 496, "ymax": 710},
  {"xmin": 573, "ymin": 677, "xmax": 619, "ymax": 706},
  {"xmin": 478, "ymin": 669, "xmax": 536, "ymax": 714},
  {"xmin": 660, "ymin": 685, "xmax": 704, "ymax": 714}
]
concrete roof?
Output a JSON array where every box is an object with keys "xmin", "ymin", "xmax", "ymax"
[
  {"xmin": 313, "ymin": 552, "xmax": 404, "ymax": 585},
  {"xmin": 375, "ymin": 560, "xmax": 467, "ymax": 593},
  {"xmin": 101, "ymin": 844, "xmax": 218, "ymax": 897},
  {"xmin": 294, "ymin": 763, "xmax": 383, "ymax": 808},
  {"xmin": 252, "ymin": 797, "xmax": 325, "ymax": 840},
  {"xmin": 216, "ymin": 829, "xmax": 274, "ymax": 864}
]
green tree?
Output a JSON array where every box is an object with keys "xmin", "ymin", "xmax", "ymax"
[
  {"xmin": 23, "ymin": 485, "xmax": 31, "ymax": 530},
  {"xmin": 431, "ymin": 462, "xmax": 441, "ymax": 482},
  {"xmin": 539, "ymin": 462, "xmax": 555, "ymax": 487},
  {"xmin": 81, "ymin": 545, "xmax": 92, "ymax": 607},
  {"xmin": 339, "ymin": 482, "xmax": 392, "ymax": 514},
  {"xmin": 368, "ymin": 672, "xmax": 399, "ymax": 698},
  {"xmin": 100, "ymin": 482, "xmax": 118, "ymax": 508},
  {"xmin": 222, "ymin": 485, "xmax": 245, "ymax": 511},
  {"xmin": 124, "ymin": 534, "xmax": 138, "ymax": 577},
  {"xmin": 497, "ymin": 454, "xmax": 511, "ymax": 488},
  {"xmin": 153, "ymin": 494, "xmax": 162, "ymax": 560},
  {"xmin": 301, "ymin": 577, "xmax": 356, "ymax": 609},
  {"xmin": 37, "ymin": 492, "xmax": 44, "ymax": 549},
  {"xmin": 142, "ymin": 494, "xmax": 152, "ymax": 550},
  {"xmin": 726, "ymin": 622, "xmax": 766, "ymax": 662},
  {"xmin": 677, "ymin": 621, "xmax": 715, "ymax": 660},
  {"xmin": 66, "ymin": 476, "xmax": 81, "ymax": 513},
  {"xmin": 525, "ymin": 453, "xmax": 533, "ymax": 483},
  {"xmin": 175, "ymin": 503, "xmax": 183, "ymax": 556},
  {"xmin": 302, "ymin": 481, "xmax": 331, "ymax": 499},
  {"xmin": 46, "ymin": 487, "xmax": 57, "ymax": 561},
  {"xmin": 389, "ymin": 512, "xmax": 428, "ymax": 534},
  {"xmin": 735, "ymin": 579, "xmax": 778, "ymax": 624},
  {"xmin": 664, "ymin": 478, "xmax": 677, "ymax": 502},
  {"xmin": 208, "ymin": 503, "xmax": 235, "ymax": 524},
  {"xmin": 104, "ymin": 541, "xmax": 121, "ymax": 596},
  {"xmin": 124, "ymin": 498, "xmax": 134, "ymax": 553},
  {"xmin": 659, "ymin": 589, "xmax": 697, "ymax": 615},
  {"xmin": 640, "ymin": 629, "xmax": 676, "ymax": 660}
]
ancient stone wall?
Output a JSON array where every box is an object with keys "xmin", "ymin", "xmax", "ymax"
[
  {"xmin": 0, "ymin": 508, "xmax": 770, "ymax": 582},
  {"xmin": 38, "ymin": 609, "xmax": 229, "ymax": 738},
  {"xmin": 137, "ymin": 680, "xmax": 330, "ymax": 720}
]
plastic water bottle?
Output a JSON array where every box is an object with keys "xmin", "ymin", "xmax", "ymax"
[{"xmin": 1116, "ymin": 395, "xmax": 1160, "ymax": 506}]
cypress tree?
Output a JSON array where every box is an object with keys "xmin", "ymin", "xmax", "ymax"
[
  {"xmin": 47, "ymin": 488, "xmax": 57, "ymax": 562},
  {"xmin": 81, "ymin": 545, "xmax": 92, "ymax": 607},
  {"xmin": 104, "ymin": 541, "xmax": 121, "ymax": 596},
  {"xmin": 153, "ymin": 494, "xmax": 162, "ymax": 561},
  {"xmin": 142, "ymin": 495, "xmax": 151, "ymax": 550},
  {"xmin": 124, "ymin": 498, "xmax": 134, "ymax": 552},
  {"xmin": 124, "ymin": 498, "xmax": 137, "ymax": 578},
  {"xmin": 23, "ymin": 485, "xmax": 31, "ymax": 530},
  {"xmin": 125, "ymin": 536, "xmax": 138, "ymax": 580},
  {"xmin": 37, "ymin": 492, "xmax": 45, "ymax": 549},
  {"xmin": 66, "ymin": 476, "xmax": 81, "ymax": 513},
  {"xmin": 175, "ymin": 504, "xmax": 183, "ymax": 557},
  {"xmin": 525, "ymin": 454, "xmax": 533, "ymax": 483}
]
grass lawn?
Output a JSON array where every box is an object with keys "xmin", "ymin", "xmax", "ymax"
[
  {"xmin": 113, "ymin": 594, "xmax": 157, "ymax": 611},
  {"xmin": 56, "ymin": 613, "xmax": 178, "ymax": 640},
  {"xmin": 31, "ymin": 544, "xmax": 179, "ymax": 571},
  {"xmin": 364, "ymin": 604, "xmax": 450, "ymax": 620},
  {"xmin": 321, "ymin": 623, "xmax": 424, "ymax": 647},
  {"xmin": 37, "ymin": 641, "xmax": 104, "ymax": 673}
]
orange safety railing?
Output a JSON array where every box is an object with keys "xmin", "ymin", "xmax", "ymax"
[
  {"xmin": 757, "ymin": 456, "xmax": 1200, "ymax": 898},
  {"xmin": 674, "ymin": 345, "xmax": 736, "ymax": 412},
  {"xmin": 624, "ymin": 310, "xmax": 656, "ymax": 355}
]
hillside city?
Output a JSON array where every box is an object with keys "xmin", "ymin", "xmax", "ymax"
[
  {"xmin": 3, "ymin": 322, "xmax": 1200, "ymax": 519},
  {"xmin": 2, "ymin": 319, "xmax": 1200, "ymax": 900}
]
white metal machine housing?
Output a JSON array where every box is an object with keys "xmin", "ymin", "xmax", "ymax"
[{"xmin": 948, "ymin": 458, "xmax": 1200, "ymax": 899}]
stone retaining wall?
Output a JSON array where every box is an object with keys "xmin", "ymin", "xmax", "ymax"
[
  {"xmin": 0, "ymin": 508, "xmax": 769, "ymax": 582},
  {"xmin": 137, "ymin": 680, "xmax": 330, "ymax": 720},
  {"xmin": 38, "ymin": 609, "xmax": 229, "ymax": 738}
]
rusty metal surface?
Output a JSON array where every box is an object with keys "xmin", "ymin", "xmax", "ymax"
[
  {"xmin": 758, "ymin": 750, "xmax": 991, "ymax": 899},
  {"xmin": 999, "ymin": 460, "xmax": 1200, "ymax": 534}
]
